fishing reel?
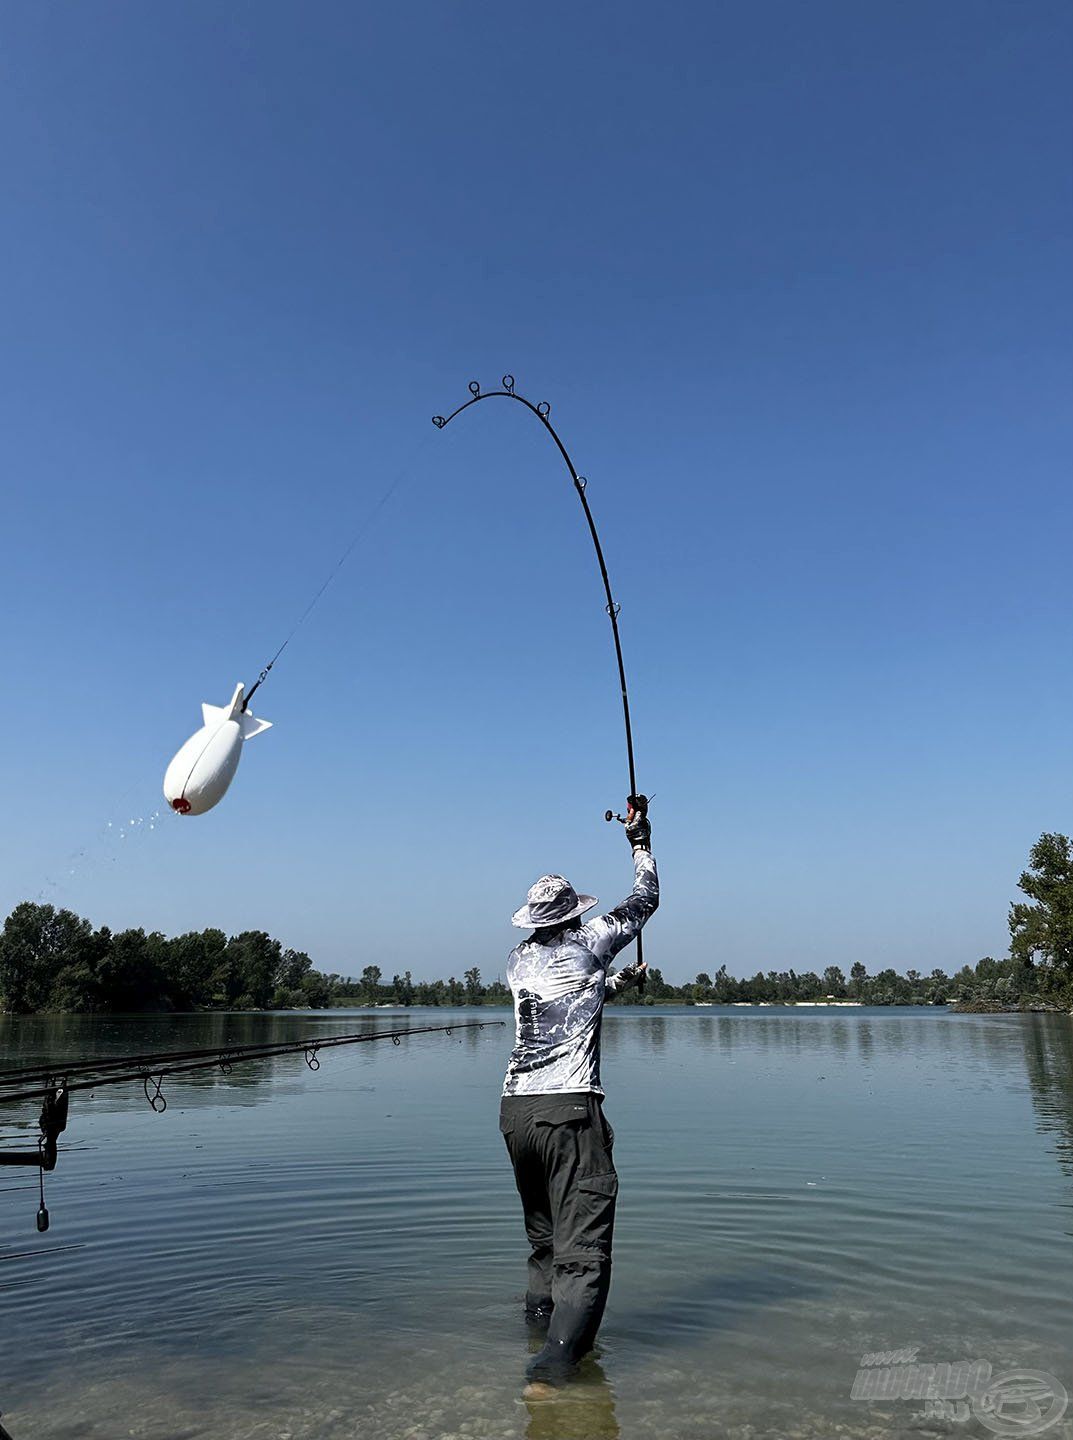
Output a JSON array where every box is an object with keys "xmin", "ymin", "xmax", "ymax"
[
  {"xmin": 603, "ymin": 795, "xmax": 651, "ymax": 994},
  {"xmin": 0, "ymin": 1083, "xmax": 69, "ymax": 1232},
  {"xmin": 604, "ymin": 794, "xmax": 651, "ymax": 825}
]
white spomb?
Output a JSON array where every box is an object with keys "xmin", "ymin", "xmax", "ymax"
[{"xmin": 163, "ymin": 682, "xmax": 272, "ymax": 816}]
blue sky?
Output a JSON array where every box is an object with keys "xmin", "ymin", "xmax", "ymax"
[{"xmin": 1, "ymin": 2, "xmax": 1069, "ymax": 982}]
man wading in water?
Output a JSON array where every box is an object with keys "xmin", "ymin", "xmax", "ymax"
[{"xmin": 500, "ymin": 795, "xmax": 658, "ymax": 1394}]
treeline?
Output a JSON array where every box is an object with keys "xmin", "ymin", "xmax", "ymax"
[
  {"xmin": 618, "ymin": 954, "xmax": 1046, "ymax": 1007},
  {"xmin": 337, "ymin": 954, "xmax": 1049, "ymax": 1008},
  {"xmin": 318, "ymin": 832, "xmax": 1073, "ymax": 1011},
  {"xmin": 3, "ymin": 833, "xmax": 1069, "ymax": 1015},
  {"xmin": 0, "ymin": 902, "xmax": 340, "ymax": 1013},
  {"xmin": 655, "ymin": 831, "xmax": 1070, "ymax": 1011},
  {"xmin": 335, "ymin": 965, "xmax": 510, "ymax": 1008}
]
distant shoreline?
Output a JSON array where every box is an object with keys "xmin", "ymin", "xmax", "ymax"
[
  {"xmin": 948, "ymin": 999, "xmax": 1071, "ymax": 1015},
  {"xmin": 726, "ymin": 999, "xmax": 864, "ymax": 1007}
]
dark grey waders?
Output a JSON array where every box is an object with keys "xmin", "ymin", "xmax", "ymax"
[{"xmin": 499, "ymin": 1091, "xmax": 619, "ymax": 1382}]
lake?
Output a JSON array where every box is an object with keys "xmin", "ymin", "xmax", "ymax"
[{"xmin": 2, "ymin": 1006, "xmax": 1071, "ymax": 1440}]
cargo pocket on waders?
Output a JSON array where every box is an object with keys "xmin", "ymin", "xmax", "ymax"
[
  {"xmin": 577, "ymin": 1172, "xmax": 618, "ymax": 1201},
  {"xmin": 569, "ymin": 1170, "xmax": 619, "ymax": 1259}
]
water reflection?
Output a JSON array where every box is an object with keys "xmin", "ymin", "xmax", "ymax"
[
  {"xmin": 645, "ymin": 1017, "xmax": 667, "ymax": 1051},
  {"xmin": 616, "ymin": 1262, "xmax": 823, "ymax": 1350},
  {"xmin": 1020, "ymin": 1014, "xmax": 1073, "ymax": 1184},
  {"xmin": 855, "ymin": 1019, "xmax": 874, "ymax": 1062},
  {"xmin": 2, "ymin": 1007, "xmax": 1071, "ymax": 1440},
  {"xmin": 524, "ymin": 1358, "xmax": 619, "ymax": 1440},
  {"xmin": 0, "ymin": 1009, "xmax": 480, "ymax": 1138}
]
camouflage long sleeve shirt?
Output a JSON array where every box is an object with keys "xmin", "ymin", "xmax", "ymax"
[{"xmin": 502, "ymin": 848, "xmax": 659, "ymax": 1096}]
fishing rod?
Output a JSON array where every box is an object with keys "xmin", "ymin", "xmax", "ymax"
[
  {"xmin": 432, "ymin": 376, "xmax": 649, "ymax": 988},
  {"xmin": 0, "ymin": 1019, "xmax": 502, "ymax": 1231},
  {"xmin": 0, "ymin": 1020, "xmax": 501, "ymax": 1101},
  {"xmin": 0, "ymin": 1021, "xmax": 493, "ymax": 1088}
]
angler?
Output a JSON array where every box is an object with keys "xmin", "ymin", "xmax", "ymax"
[{"xmin": 500, "ymin": 794, "xmax": 658, "ymax": 1394}]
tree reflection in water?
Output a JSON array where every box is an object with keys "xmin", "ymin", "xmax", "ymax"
[{"xmin": 1021, "ymin": 1014, "xmax": 1073, "ymax": 1187}]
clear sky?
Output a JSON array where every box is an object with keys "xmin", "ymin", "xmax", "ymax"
[{"xmin": 1, "ymin": 2, "xmax": 1069, "ymax": 983}]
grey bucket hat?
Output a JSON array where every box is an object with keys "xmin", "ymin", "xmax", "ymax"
[{"xmin": 512, "ymin": 873, "xmax": 598, "ymax": 930}]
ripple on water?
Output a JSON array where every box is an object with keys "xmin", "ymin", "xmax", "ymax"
[{"xmin": 2, "ymin": 1007, "xmax": 1072, "ymax": 1437}]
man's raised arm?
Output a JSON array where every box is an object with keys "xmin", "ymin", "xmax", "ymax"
[{"xmin": 585, "ymin": 799, "xmax": 659, "ymax": 977}]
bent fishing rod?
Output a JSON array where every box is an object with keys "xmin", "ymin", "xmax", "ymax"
[
  {"xmin": 235, "ymin": 375, "xmax": 651, "ymax": 983},
  {"xmin": 432, "ymin": 376, "xmax": 650, "ymax": 987},
  {"xmin": 0, "ymin": 1019, "xmax": 502, "ymax": 1231}
]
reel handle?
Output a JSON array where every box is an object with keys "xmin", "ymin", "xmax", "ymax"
[{"xmin": 603, "ymin": 793, "xmax": 650, "ymax": 825}]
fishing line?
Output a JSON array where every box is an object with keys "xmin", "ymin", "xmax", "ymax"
[
  {"xmin": 25, "ymin": 430, "xmax": 431, "ymax": 880},
  {"xmin": 241, "ymin": 428, "xmax": 435, "ymax": 711}
]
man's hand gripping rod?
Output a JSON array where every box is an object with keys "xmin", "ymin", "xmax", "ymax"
[{"xmin": 604, "ymin": 794, "xmax": 651, "ymax": 993}]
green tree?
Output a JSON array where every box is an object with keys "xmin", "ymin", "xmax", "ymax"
[
  {"xmin": 1009, "ymin": 834, "xmax": 1073, "ymax": 980},
  {"xmin": 927, "ymin": 967, "xmax": 951, "ymax": 1003},
  {"xmin": 299, "ymin": 969, "xmax": 333, "ymax": 1007},
  {"xmin": 871, "ymin": 967, "xmax": 904, "ymax": 1005},
  {"xmin": 162, "ymin": 928, "xmax": 227, "ymax": 1009},
  {"xmin": 797, "ymin": 971, "xmax": 822, "ymax": 1000},
  {"xmin": 0, "ymin": 903, "xmax": 95, "ymax": 1012},
  {"xmin": 51, "ymin": 923, "xmax": 113, "ymax": 1011},
  {"xmin": 712, "ymin": 964, "xmax": 734, "ymax": 1002},
  {"xmin": 645, "ymin": 966, "xmax": 670, "ymax": 999},
  {"xmin": 93, "ymin": 928, "xmax": 163, "ymax": 1010},
  {"xmin": 279, "ymin": 948, "xmax": 313, "ymax": 990},
  {"xmin": 360, "ymin": 964, "xmax": 383, "ymax": 1003},
  {"xmin": 464, "ymin": 966, "xmax": 483, "ymax": 1003},
  {"xmin": 419, "ymin": 978, "xmax": 447, "ymax": 1006},
  {"xmin": 223, "ymin": 931, "xmax": 282, "ymax": 1009},
  {"xmin": 822, "ymin": 965, "xmax": 846, "ymax": 998}
]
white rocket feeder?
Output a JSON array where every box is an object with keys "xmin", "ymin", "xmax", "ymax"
[{"xmin": 163, "ymin": 682, "xmax": 271, "ymax": 816}]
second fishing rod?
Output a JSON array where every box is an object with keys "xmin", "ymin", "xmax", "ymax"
[{"xmin": 0, "ymin": 1020, "xmax": 503, "ymax": 1231}]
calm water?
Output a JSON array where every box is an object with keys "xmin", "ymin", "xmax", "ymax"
[{"xmin": 1, "ymin": 1006, "xmax": 1071, "ymax": 1440}]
